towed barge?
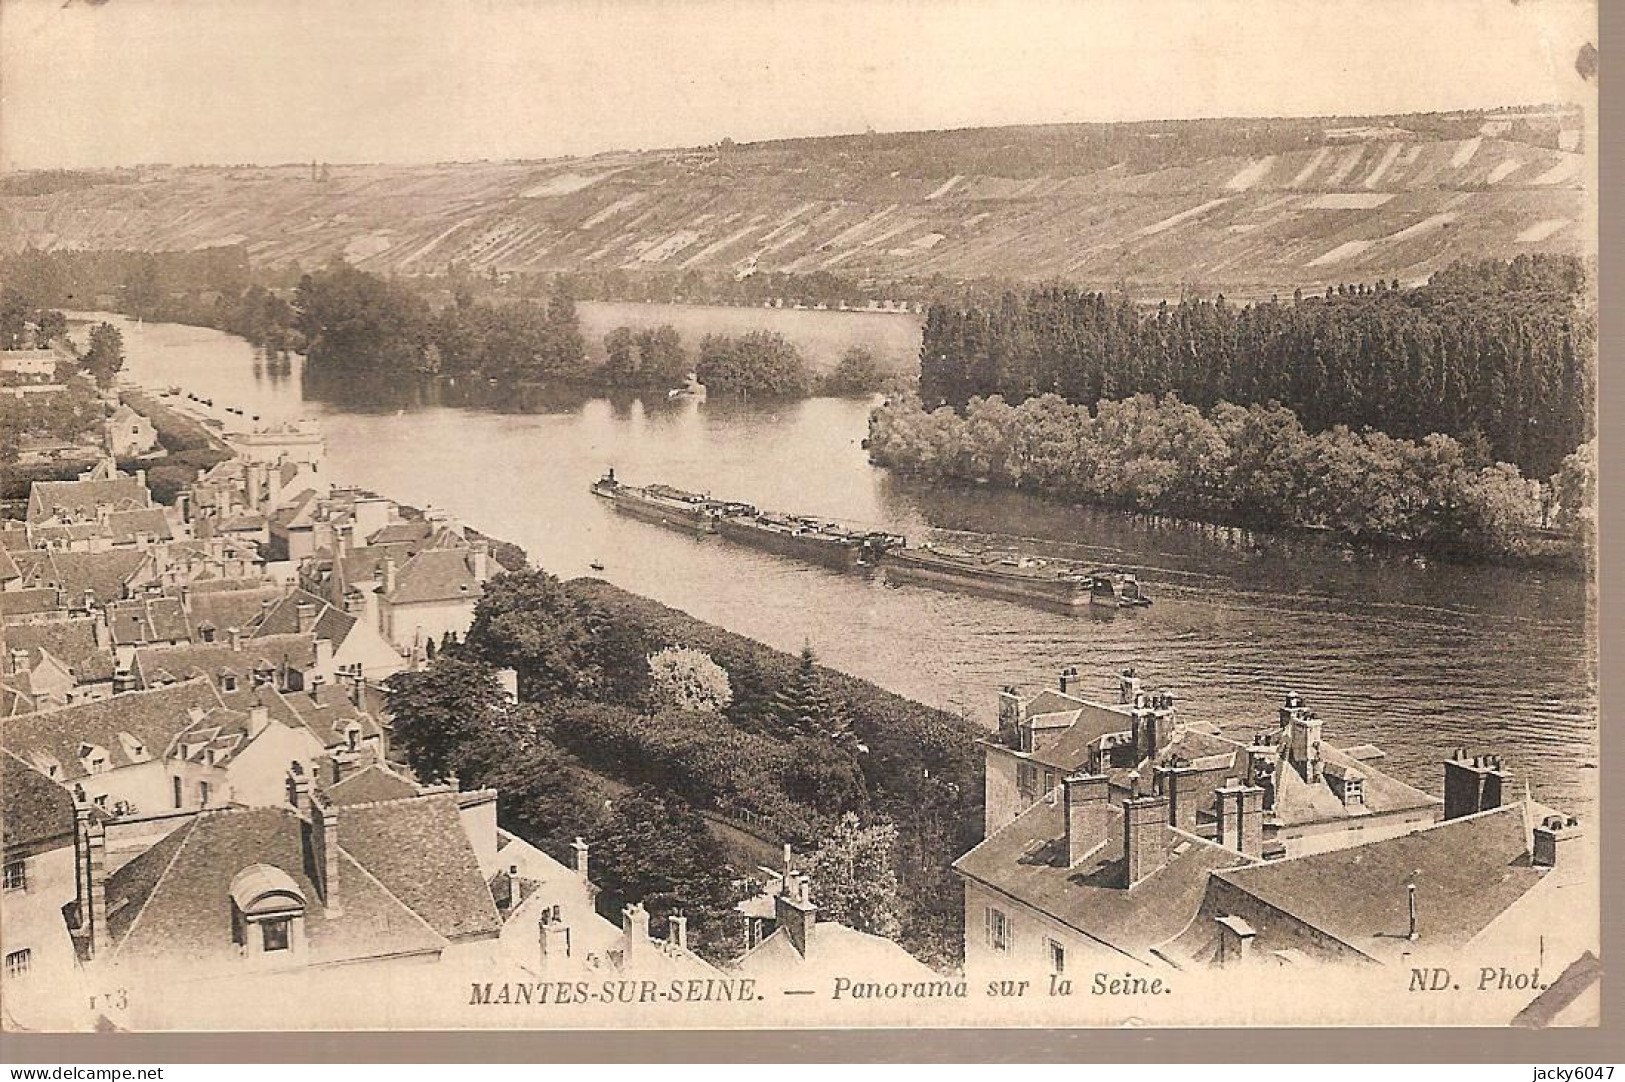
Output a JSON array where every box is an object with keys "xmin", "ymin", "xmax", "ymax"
[{"xmin": 592, "ymin": 470, "xmax": 1148, "ymax": 611}]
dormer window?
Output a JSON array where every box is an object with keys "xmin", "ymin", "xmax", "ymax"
[
  {"xmin": 344, "ymin": 725, "xmax": 361, "ymax": 752},
  {"xmin": 200, "ymin": 625, "xmax": 216, "ymax": 644},
  {"xmin": 79, "ymin": 744, "xmax": 110, "ymax": 775},
  {"xmin": 230, "ymin": 864, "xmax": 307, "ymax": 961},
  {"xmin": 221, "ymin": 673, "xmax": 239, "ymax": 693}
]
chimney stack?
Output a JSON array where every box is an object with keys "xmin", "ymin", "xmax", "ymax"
[
  {"xmin": 296, "ymin": 601, "xmax": 319, "ymax": 634},
  {"xmin": 1131, "ymin": 693, "xmax": 1173, "ymax": 762},
  {"xmin": 1532, "ymin": 815, "xmax": 1583, "ymax": 868},
  {"xmin": 997, "ymin": 685, "xmax": 1023, "ymax": 742},
  {"xmin": 1058, "ymin": 665, "xmax": 1081, "ymax": 697},
  {"xmin": 1118, "ymin": 668, "xmax": 1142, "ymax": 705},
  {"xmin": 470, "ymin": 539, "xmax": 489, "ymax": 582},
  {"xmin": 774, "ymin": 873, "xmax": 817, "ymax": 957},
  {"xmin": 382, "ymin": 556, "xmax": 398, "ymax": 597},
  {"xmin": 539, "ymin": 915, "xmax": 572, "ymax": 965},
  {"xmin": 1281, "ymin": 694, "xmax": 1323, "ymax": 783},
  {"xmin": 1442, "ymin": 750, "xmax": 1512, "ymax": 820},
  {"xmin": 1215, "ymin": 778, "xmax": 1266, "ymax": 858},
  {"xmin": 1062, "ymin": 772, "xmax": 1110, "ymax": 867},
  {"xmin": 1122, "ymin": 780, "xmax": 1170, "ymax": 888},
  {"xmin": 1407, "ymin": 882, "xmax": 1419, "ymax": 942},
  {"xmin": 668, "ymin": 912, "xmax": 689, "ymax": 951},
  {"xmin": 308, "ymin": 792, "xmax": 342, "ymax": 916},
  {"xmin": 621, "ymin": 902, "xmax": 652, "ymax": 963},
  {"xmin": 86, "ymin": 814, "xmax": 110, "ymax": 957},
  {"xmin": 1214, "ymin": 914, "xmax": 1256, "ymax": 967},
  {"xmin": 1155, "ymin": 759, "xmax": 1202, "ymax": 833},
  {"xmin": 228, "ymin": 626, "xmax": 242, "ymax": 652},
  {"xmin": 247, "ymin": 704, "xmax": 271, "ymax": 740},
  {"xmin": 571, "ymin": 837, "xmax": 590, "ymax": 879}
]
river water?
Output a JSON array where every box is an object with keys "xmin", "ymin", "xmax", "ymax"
[{"xmin": 103, "ymin": 313, "xmax": 1597, "ymax": 816}]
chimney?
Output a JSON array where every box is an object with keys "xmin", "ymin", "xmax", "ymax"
[
  {"xmin": 1122, "ymin": 781, "xmax": 1170, "ymax": 888},
  {"xmin": 5, "ymin": 648, "xmax": 27, "ymax": 677},
  {"xmin": 247, "ymin": 704, "xmax": 271, "ymax": 740},
  {"xmin": 286, "ymin": 761, "xmax": 310, "ymax": 809},
  {"xmin": 470, "ymin": 539, "xmax": 489, "ymax": 582},
  {"xmin": 1118, "ymin": 668, "xmax": 1142, "ymax": 705},
  {"xmin": 382, "ymin": 556, "xmax": 398, "ymax": 597},
  {"xmin": 621, "ymin": 902, "xmax": 652, "ymax": 962},
  {"xmin": 1442, "ymin": 750, "xmax": 1512, "ymax": 820},
  {"xmin": 1282, "ymin": 693, "xmax": 1323, "ymax": 783},
  {"xmin": 996, "ymin": 685, "xmax": 1022, "ymax": 742},
  {"xmin": 1407, "ymin": 882, "xmax": 1419, "ymax": 941},
  {"xmin": 296, "ymin": 601, "xmax": 319, "ymax": 634},
  {"xmin": 308, "ymin": 792, "xmax": 342, "ymax": 916},
  {"xmin": 86, "ymin": 813, "xmax": 110, "ymax": 957},
  {"xmin": 1532, "ymin": 815, "xmax": 1582, "ymax": 868},
  {"xmin": 179, "ymin": 584, "xmax": 193, "ymax": 614},
  {"xmin": 135, "ymin": 468, "xmax": 147, "ymax": 493},
  {"xmin": 1062, "ymin": 772, "xmax": 1110, "ymax": 867},
  {"xmin": 1130, "ymin": 693, "xmax": 1171, "ymax": 762},
  {"xmin": 668, "ymin": 912, "xmax": 689, "ymax": 951},
  {"xmin": 774, "ymin": 873, "xmax": 817, "ymax": 957},
  {"xmin": 539, "ymin": 916, "xmax": 572, "ymax": 965},
  {"xmin": 1214, "ymin": 914, "xmax": 1256, "ymax": 967},
  {"xmin": 571, "ymin": 836, "xmax": 590, "ymax": 879},
  {"xmin": 246, "ymin": 464, "xmax": 264, "ymax": 508},
  {"xmin": 71, "ymin": 803, "xmax": 93, "ymax": 936},
  {"xmin": 312, "ymin": 638, "xmax": 334, "ymax": 684},
  {"xmin": 228, "ymin": 626, "xmax": 242, "ymax": 652},
  {"xmin": 1154, "ymin": 760, "xmax": 1201, "ymax": 834},
  {"xmin": 1215, "ymin": 778, "xmax": 1266, "ymax": 858},
  {"xmin": 92, "ymin": 616, "xmax": 112, "ymax": 651},
  {"xmin": 1058, "ymin": 665, "xmax": 1081, "ymax": 697}
]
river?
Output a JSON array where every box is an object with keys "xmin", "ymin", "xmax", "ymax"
[{"xmin": 102, "ymin": 313, "xmax": 1597, "ymax": 816}]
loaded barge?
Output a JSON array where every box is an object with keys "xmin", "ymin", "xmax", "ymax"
[{"xmin": 591, "ymin": 470, "xmax": 1149, "ymax": 610}]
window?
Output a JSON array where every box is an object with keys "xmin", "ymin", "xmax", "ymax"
[
  {"xmin": 221, "ymin": 674, "xmax": 238, "ymax": 692},
  {"xmin": 173, "ymin": 776, "xmax": 183, "ymax": 809},
  {"xmin": 985, "ymin": 906, "xmax": 1012, "ymax": 954},
  {"xmin": 261, "ymin": 918, "xmax": 291, "ymax": 953},
  {"xmin": 4, "ymin": 949, "xmax": 30, "ymax": 978},
  {"xmin": 345, "ymin": 727, "xmax": 360, "ymax": 752},
  {"xmin": 199, "ymin": 780, "xmax": 212, "ymax": 805},
  {"xmin": 2, "ymin": 859, "xmax": 26, "ymax": 892},
  {"xmin": 1047, "ymin": 938, "xmax": 1066, "ymax": 975},
  {"xmin": 1043, "ymin": 769, "xmax": 1057, "ymax": 803}
]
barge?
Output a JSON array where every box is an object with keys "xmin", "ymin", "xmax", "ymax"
[
  {"xmin": 591, "ymin": 469, "xmax": 719, "ymax": 534},
  {"xmin": 880, "ymin": 544, "xmax": 1099, "ymax": 609},
  {"xmin": 714, "ymin": 508, "xmax": 902, "ymax": 572}
]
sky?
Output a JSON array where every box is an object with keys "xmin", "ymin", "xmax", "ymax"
[{"xmin": 0, "ymin": 0, "xmax": 1597, "ymax": 171}]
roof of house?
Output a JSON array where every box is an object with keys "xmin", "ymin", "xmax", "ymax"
[
  {"xmin": 1, "ymin": 748, "xmax": 77, "ymax": 852},
  {"xmin": 107, "ymin": 596, "xmax": 193, "ymax": 646},
  {"xmin": 21, "ymin": 549, "xmax": 147, "ymax": 606},
  {"xmin": 331, "ymin": 792, "xmax": 503, "ymax": 941},
  {"xmin": 1263, "ymin": 735, "xmax": 1439, "ymax": 829},
  {"xmin": 0, "ymin": 678, "xmax": 224, "ymax": 784},
  {"xmin": 28, "ymin": 477, "xmax": 151, "ymax": 522},
  {"xmin": 1200, "ymin": 803, "xmax": 1550, "ymax": 965},
  {"xmin": 0, "ymin": 588, "xmax": 63, "ymax": 618},
  {"xmin": 953, "ymin": 796, "xmax": 1254, "ymax": 962},
  {"xmin": 252, "ymin": 588, "xmax": 357, "ymax": 645},
  {"xmin": 103, "ymin": 806, "xmax": 450, "ymax": 968},
  {"xmin": 3, "ymin": 618, "xmax": 116, "ymax": 682},
  {"xmin": 103, "ymin": 508, "xmax": 174, "ymax": 546},
  {"xmin": 0, "ymin": 548, "xmax": 23, "ymax": 583},
  {"xmin": 323, "ymin": 763, "xmax": 423, "ymax": 806},
  {"xmin": 384, "ymin": 548, "xmax": 483, "ymax": 606},
  {"xmin": 132, "ymin": 633, "xmax": 318, "ymax": 689},
  {"xmin": 182, "ymin": 584, "xmax": 285, "ymax": 636},
  {"xmin": 1, "ymin": 524, "xmax": 30, "ymax": 553},
  {"xmin": 732, "ymin": 919, "xmax": 937, "ymax": 981}
]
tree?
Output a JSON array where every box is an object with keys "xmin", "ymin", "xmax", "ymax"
[
  {"xmin": 770, "ymin": 644, "xmax": 851, "ymax": 742},
  {"xmin": 823, "ymin": 345, "xmax": 884, "ymax": 396},
  {"xmin": 803, "ymin": 813, "xmax": 904, "ymax": 939},
  {"xmin": 545, "ymin": 277, "xmax": 586, "ymax": 376},
  {"xmin": 382, "ymin": 657, "xmax": 512, "ymax": 783},
  {"xmin": 464, "ymin": 568, "xmax": 651, "ymax": 702},
  {"xmin": 84, "ymin": 322, "xmax": 125, "ymax": 388},
  {"xmin": 601, "ymin": 326, "xmax": 638, "ymax": 386},
  {"xmin": 482, "ymin": 740, "xmax": 609, "ymax": 858},
  {"xmin": 588, "ymin": 787, "xmax": 742, "ymax": 961},
  {"xmin": 647, "ymin": 647, "xmax": 733, "ymax": 713},
  {"xmin": 1553, "ymin": 439, "xmax": 1597, "ymax": 539},
  {"xmin": 634, "ymin": 325, "xmax": 689, "ymax": 388}
]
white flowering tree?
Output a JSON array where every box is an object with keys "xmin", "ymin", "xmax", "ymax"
[{"xmin": 647, "ymin": 646, "xmax": 733, "ymax": 714}]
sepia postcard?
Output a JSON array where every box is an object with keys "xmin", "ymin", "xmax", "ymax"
[{"xmin": 0, "ymin": 0, "xmax": 1603, "ymax": 1040}]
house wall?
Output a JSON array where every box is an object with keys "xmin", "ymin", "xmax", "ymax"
[
  {"xmin": 982, "ymin": 744, "xmax": 1029, "ymax": 837},
  {"xmin": 961, "ymin": 879, "xmax": 1144, "ymax": 981},
  {"xmin": 227, "ymin": 723, "xmax": 328, "ymax": 809},
  {"xmin": 1195, "ymin": 876, "xmax": 1370, "ymax": 965},
  {"xmin": 0, "ymin": 842, "xmax": 88, "ymax": 1029},
  {"xmin": 382, "ymin": 598, "xmax": 478, "ymax": 653},
  {"xmin": 1270, "ymin": 806, "xmax": 1440, "ymax": 858},
  {"xmin": 334, "ymin": 620, "xmax": 406, "ymax": 681},
  {"xmin": 75, "ymin": 758, "xmax": 231, "ymax": 820}
]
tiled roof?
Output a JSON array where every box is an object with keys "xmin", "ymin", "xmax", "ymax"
[
  {"xmin": 1, "ymin": 748, "xmax": 76, "ymax": 851},
  {"xmin": 28, "ymin": 550, "xmax": 147, "ymax": 606},
  {"xmin": 0, "ymin": 525, "xmax": 30, "ymax": 553},
  {"xmin": 1203, "ymin": 803, "xmax": 1549, "ymax": 965},
  {"xmin": 182, "ymin": 584, "xmax": 284, "ymax": 636},
  {"xmin": 104, "ymin": 509, "xmax": 174, "ymax": 546},
  {"xmin": 334, "ymin": 792, "xmax": 502, "ymax": 941},
  {"xmin": 366, "ymin": 521, "xmax": 432, "ymax": 546},
  {"xmin": 268, "ymin": 490, "xmax": 320, "ymax": 531},
  {"xmin": 953, "ymin": 796, "xmax": 1254, "ymax": 962},
  {"xmin": 270, "ymin": 683, "xmax": 381, "ymax": 747},
  {"xmin": 0, "ymin": 588, "xmax": 64, "ymax": 618},
  {"xmin": 105, "ymin": 806, "xmax": 447, "ymax": 968},
  {"xmin": 253, "ymin": 588, "xmax": 357, "ymax": 645},
  {"xmin": 1264, "ymin": 735, "xmax": 1439, "ymax": 828},
  {"xmin": 132, "ymin": 634, "xmax": 317, "ymax": 690},
  {"xmin": 0, "ymin": 548, "xmax": 19, "ymax": 583},
  {"xmin": 107, "ymin": 597, "xmax": 192, "ymax": 646},
  {"xmin": 384, "ymin": 549, "xmax": 482, "ymax": 606},
  {"xmin": 323, "ymin": 763, "xmax": 422, "ymax": 806},
  {"xmin": 3, "ymin": 618, "xmax": 116, "ymax": 682},
  {"xmin": 28, "ymin": 477, "xmax": 151, "ymax": 522},
  {"xmin": 0, "ymin": 679, "xmax": 224, "ymax": 784}
]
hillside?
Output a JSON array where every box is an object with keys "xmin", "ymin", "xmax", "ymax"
[{"xmin": 0, "ymin": 111, "xmax": 1589, "ymax": 297}]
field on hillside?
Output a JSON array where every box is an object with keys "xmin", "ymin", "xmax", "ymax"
[{"xmin": 0, "ymin": 109, "xmax": 1588, "ymax": 297}]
